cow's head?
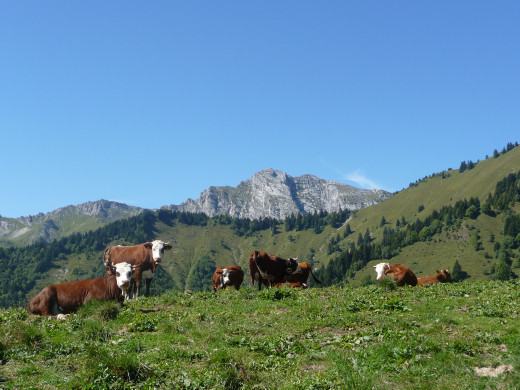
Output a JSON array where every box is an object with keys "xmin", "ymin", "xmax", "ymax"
[
  {"xmin": 438, "ymin": 269, "xmax": 453, "ymax": 282},
  {"xmin": 287, "ymin": 258, "xmax": 299, "ymax": 274},
  {"xmin": 373, "ymin": 262, "xmax": 390, "ymax": 280},
  {"xmin": 144, "ymin": 240, "xmax": 173, "ymax": 263},
  {"xmin": 221, "ymin": 268, "xmax": 232, "ymax": 286},
  {"xmin": 113, "ymin": 262, "xmax": 140, "ymax": 290}
]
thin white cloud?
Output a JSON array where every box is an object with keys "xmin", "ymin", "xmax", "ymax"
[{"xmin": 344, "ymin": 170, "xmax": 380, "ymax": 190}]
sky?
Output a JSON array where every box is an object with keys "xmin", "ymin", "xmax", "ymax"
[{"xmin": 1, "ymin": 1, "xmax": 519, "ymax": 218}]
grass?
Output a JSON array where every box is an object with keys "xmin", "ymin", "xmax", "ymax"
[{"xmin": 1, "ymin": 281, "xmax": 520, "ymax": 389}]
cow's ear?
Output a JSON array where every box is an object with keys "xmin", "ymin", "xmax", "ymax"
[
  {"xmin": 106, "ymin": 265, "xmax": 115, "ymax": 275},
  {"xmin": 436, "ymin": 270, "xmax": 440, "ymax": 274},
  {"xmin": 144, "ymin": 242, "xmax": 153, "ymax": 249},
  {"xmin": 164, "ymin": 243, "xmax": 172, "ymax": 250}
]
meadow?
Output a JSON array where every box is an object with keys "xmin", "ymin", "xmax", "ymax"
[{"xmin": 1, "ymin": 280, "xmax": 519, "ymax": 389}]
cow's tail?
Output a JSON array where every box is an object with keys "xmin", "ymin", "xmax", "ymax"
[{"xmin": 310, "ymin": 267, "xmax": 323, "ymax": 284}]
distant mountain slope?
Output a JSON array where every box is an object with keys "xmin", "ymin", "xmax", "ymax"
[
  {"xmin": 170, "ymin": 168, "xmax": 391, "ymax": 220},
  {"xmin": 340, "ymin": 144, "xmax": 520, "ymax": 283},
  {"xmin": 0, "ymin": 200, "xmax": 143, "ymax": 246}
]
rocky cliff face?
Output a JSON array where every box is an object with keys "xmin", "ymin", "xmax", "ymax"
[{"xmin": 170, "ymin": 169, "xmax": 391, "ymax": 220}]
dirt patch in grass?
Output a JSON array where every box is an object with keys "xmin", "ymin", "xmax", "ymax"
[{"xmin": 473, "ymin": 365, "xmax": 513, "ymax": 377}]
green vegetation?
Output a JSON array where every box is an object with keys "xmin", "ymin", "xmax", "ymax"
[
  {"xmin": 1, "ymin": 142, "xmax": 520, "ymax": 312},
  {"xmin": 1, "ymin": 281, "xmax": 519, "ymax": 388}
]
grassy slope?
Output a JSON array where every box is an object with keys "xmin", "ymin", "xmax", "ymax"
[
  {"xmin": 1, "ymin": 281, "xmax": 519, "ymax": 389},
  {"xmin": 343, "ymin": 148, "xmax": 520, "ymax": 283}
]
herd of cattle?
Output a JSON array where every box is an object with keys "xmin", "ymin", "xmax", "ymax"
[{"xmin": 26, "ymin": 240, "xmax": 452, "ymax": 318}]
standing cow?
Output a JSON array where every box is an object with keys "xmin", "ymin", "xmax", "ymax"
[
  {"xmin": 373, "ymin": 262, "xmax": 418, "ymax": 286},
  {"xmin": 212, "ymin": 266, "xmax": 244, "ymax": 291},
  {"xmin": 27, "ymin": 262, "xmax": 135, "ymax": 318},
  {"xmin": 103, "ymin": 240, "xmax": 172, "ymax": 298},
  {"xmin": 249, "ymin": 251, "xmax": 299, "ymax": 290}
]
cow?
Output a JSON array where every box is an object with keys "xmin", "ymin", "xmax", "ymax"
[
  {"xmin": 27, "ymin": 262, "xmax": 135, "ymax": 318},
  {"xmin": 249, "ymin": 251, "xmax": 299, "ymax": 290},
  {"xmin": 212, "ymin": 266, "xmax": 244, "ymax": 291},
  {"xmin": 275, "ymin": 282, "xmax": 307, "ymax": 288},
  {"xmin": 418, "ymin": 269, "xmax": 453, "ymax": 286},
  {"xmin": 373, "ymin": 262, "xmax": 418, "ymax": 286},
  {"xmin": 103, "ymin": 240, "xmax": 172, "ymax": 298},
  {"xmin": 287, "ymin": 261, "xmax": 322, "ymax": 286}
]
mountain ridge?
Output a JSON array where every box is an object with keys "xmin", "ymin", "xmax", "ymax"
[
  {"xmin": 0, "ymin": 170, "xmax": 390, "ymax": 246},
  {"xmin": 169, "ymin": 168, "xmax": 391, "ymax": 220}
]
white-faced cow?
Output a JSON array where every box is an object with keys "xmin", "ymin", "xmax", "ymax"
[
  {"xmin": 373, "ymin": 262, "xmax": 418, "ymax": 286},
  {"xmin": 418, "ymin": 269, "xmax": 453, "ymax": 286},
  {"xmin": 212, "ymin": 266, "xmax": 244, "ymax": 291},
  {"xmin": 103, "ymin": 240, "xmax": 172, "ymax": 298},
  {"xmin": 27, "ymin": 262, "xmax": 135, "ymax": 318},
  {"xmin": 249, "ymin": 251, "xmax": 299, "ymax": 290}
]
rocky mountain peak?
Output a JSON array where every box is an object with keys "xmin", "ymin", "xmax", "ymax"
[{"xmin": 170, "ymin": 169, "xmax": 391, "ymax": 220}]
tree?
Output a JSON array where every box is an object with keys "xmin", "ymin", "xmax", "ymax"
[
  {"xmin": 459, "ymin": 161, "xmax": 467, "ymax": 173},
  {"xmin": 380, "ymin": 216, "xmax": 387, "ymax": 227},
  {"xmin": 489, "ymin": 259, "xmax": 515, "ymax": 281},
  {"xmin": 451, "ymin": 260, "xmax": 469, "ymax": 282},
  {"xmin": 185, "ymin": 256, "xmax": 216, "ymax": 292}
]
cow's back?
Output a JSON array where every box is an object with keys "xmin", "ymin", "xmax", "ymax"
[
  {"xmin": 386, "ymin": 264, "xmax": 418, "ymax": 286},
  {"xmin": 27, "ymin": 276, "xmax": 122, "ymax": 316}
]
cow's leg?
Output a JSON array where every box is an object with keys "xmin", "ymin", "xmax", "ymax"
[{"xmin": 145, "ymin": 278, "xmax": 152, "ymax": 296}]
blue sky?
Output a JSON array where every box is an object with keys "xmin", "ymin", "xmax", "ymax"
[{"xmin": 1, "ymin": 1, "xmax": 519, "ymax": 218}]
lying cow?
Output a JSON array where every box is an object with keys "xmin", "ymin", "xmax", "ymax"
[
  {"xmin": 275, "ymin": 282, "xmax": 307, "ymax": 288},
  {"xmin": 418, "ymin": 269, "xmax": 453, "ymax": 286},
  {"xmin": 249, "ymin": 251, "xmax": 298, "ymax": 290},
  {"xmin": 103, "ymin": 240, "xmax": 172, "ymax": 298},
  {"xmin": 288, "ymin": 261, "xmax": 322, "ymax": 286},
  {"xmin": 373, "ymin": 262, "xmax": 418, "ymax": 286},
  {"xmin": 27, "ymin": 262, "xmax": 134, "ymax": 318},
  {"xmin": 212, "ymin": 266, "xmax": 244, "ymax": 291}
]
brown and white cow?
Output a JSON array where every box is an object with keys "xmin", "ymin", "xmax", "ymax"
[
  {"xmin": 103, "ymin": 240, "xmax": 172, "ymax": 298},
  {"xmin": 212, "ymin": 266, "xmax": 244, "ymax": 291},
  {"xmin": 249, "ymin": 251, "xmax": 299, "ymax": 290},
  {"xmin": 418, "ymin": 269, "xmax": 453, "ymax": 286},
  {"xmin": 373, "ymin": 262, "xmax": 418, "ymax": 286},
  {"xmin": 287, "ymin": 261, "xmax": 322, "ymax": 286},
  {"xmin": 27, "ymin": 262, "xmax": 135, "ymax": 318}
]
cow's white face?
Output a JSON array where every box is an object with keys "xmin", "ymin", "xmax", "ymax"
[
  {"xmin": 222, "ymin": 268, "xmax": 231, "ymax": 285},
  {"xmin": 151, "ymin": 240, "xmax": 172, "ymax": 263},
  {"xmin": 114, "ymin": 262, "xmax": 133, "ymax": 290},
  {"xmin": 373, "ymin": 262, "xmax": 390, "ymax": 280}
]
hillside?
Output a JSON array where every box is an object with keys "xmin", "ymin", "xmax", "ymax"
[
  {"xmin": 1, "ymin": 144, "xmax": 519, "ymax": 310},
  {"xmin": 339, "ymin": 144, "xmax": 520, "ymax": 283},
  {"xmin": 1, "ymin": 282, "xmax": 519, "ymax": 388},
  {"xmin": 0, "ymin": 200, "xmax": 143, "ymax": 247}
]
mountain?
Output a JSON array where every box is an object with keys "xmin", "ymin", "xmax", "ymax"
[
  {"xmin": 0, "ymin": 200, "xmax": 143, "ymax": 246},
  {"xmin": 0, "ymin": 170, "xmax": 390, "ymax": 246},
  {"xmin": 169, "ymin": 168, "xmax": 391, "ymax": 220}
]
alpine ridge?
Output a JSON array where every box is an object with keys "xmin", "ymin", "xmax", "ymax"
[{"xmin": 168, "ymin": 168, "xmax": 391, "ymax": 220}]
